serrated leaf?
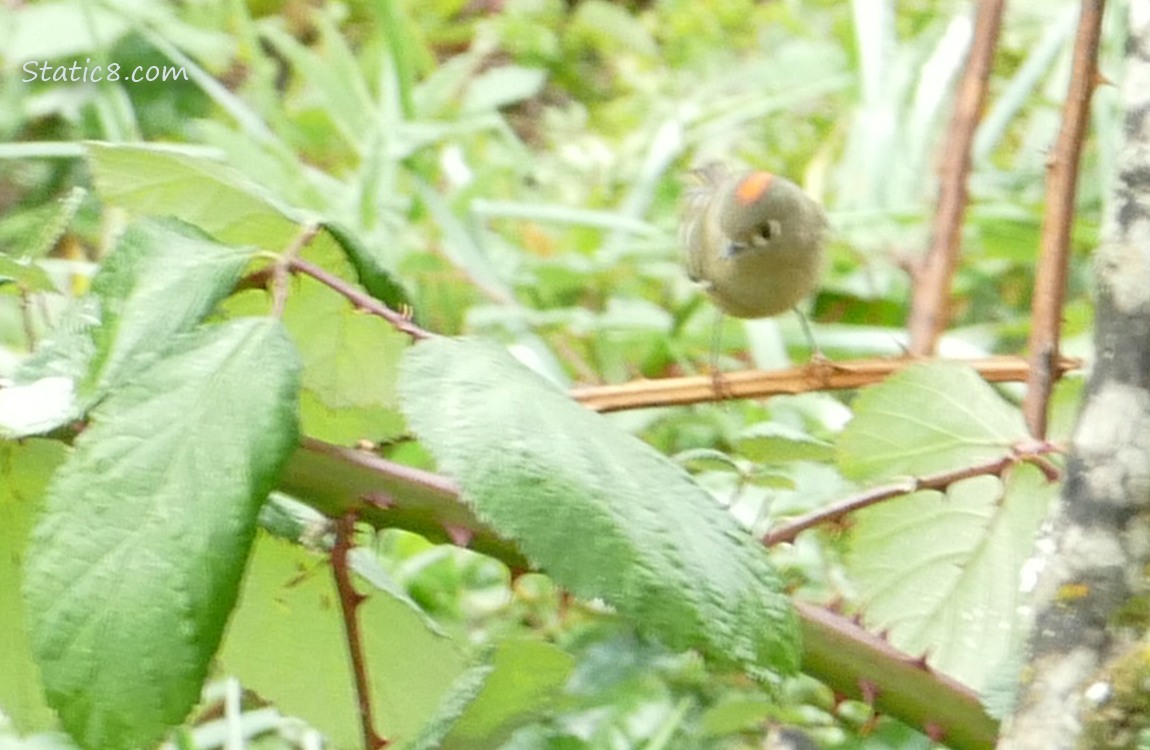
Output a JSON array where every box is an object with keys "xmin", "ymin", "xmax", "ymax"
[
  {"xmin": 222, "ymin": 242, "xmax": 409, "ymax": 445},
  {"xmin": 837, "ymin": 363, "xmax": 1028, "ymax": 480},
  {"xmin": 219, "ymin": 533, "xmax": 466, "ymax": 748},
  {"xmin": 0, "ymin": 439, "xmax": 67, "ymax": 733},
  {"xmin": 0, "ymin": 378, "xmax": 76, "ymax": 439},
  {"xmin": 321, "ymin": 220, "xmax": 409, "ymax": 310},
  {"xmin": 7, "ymin": 219, "xmax": 253, "ymax": 436},
  {"xmin": 23, "ymin": 318, "xmax": 299, "ymax": 750},
  {"xmin": 738, "ymin": 422, "xmax": 835, "ymax": 463},
  {"xmin": 845, "ymin": 463, "xmax": 1057, "ymax": 693},
  {"xmin": 399, "ymin": 337, "xmax": 800, "ymax": 680},
  {"xmin": 85, "ymin": 218, "xmax": 255, "ymax": 393},
  {"xmin": 0, "ymin": 255, "xmax": 55, "ymax": 293},
  {"xmin": 87, "ymin": 143, "xmax": 302, "ymax": 249},
  {"xmin": 11, "ymin": 297, "xmax": 101, "ymax": 389},
  {"xmin": 673, "ymin": 448, "xmax": 741, "ymax": 474},
  {"xmin": 404, "ymin": 666, "xmax": 493, "ymax": 750},
  {"xmin": 87, "ymin": 147, "xmax": 410, "ymax": 318},
  {"xmin": 406, "ymin": 639, "xmax": 574, "ymax": 750},
  {"xmin": 0, "ymin": 186, "xmax": 86, "ymax": 264},
  {"xmin": 284, "ymin": 277, "xmax": 408, "ymax": 411},
  {"xmin": 441, "ymin": 639, "xmax": 574, "ymax": 749}
]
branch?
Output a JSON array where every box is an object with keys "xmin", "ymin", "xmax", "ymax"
[
  {"xmin": 763, "ymin": 441, "xmax": 1062, "ymax": 546},
  {"xmin": 907, "ymin": 0, "xmax": 1005, "ymax": 355},
  {"xmin": 1022, "ymin": 0, "xmax": 1106, "ymax": 438},
  {"xmin": 331, "ymin": 512, "xmax": 389, "ymax": 749},
  {"xmin": 797, "ymin": 601, "xmax": 997, "ymax": 750},
  {"xmin": 570, "ymin": 355, "xmax": 1081, "ymax": 413},
  {"xmin": 289, "ymin": 257, "xmax": 432, "ymax": 342},
  {"xmin": 272, "ymin": 224, "xmax": 319, "ymax": 318},
  {"xmin": 280, "ymin": 437, "xmax": 528, "ymax": 569},
  {"xmin": 278, "ymin": 436, "xmax": 998, "ymax": 750}
]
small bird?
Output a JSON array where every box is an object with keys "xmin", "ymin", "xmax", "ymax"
[{"xmin": 681, "ymin": 163, "xmax": 828, "ymax": 355}]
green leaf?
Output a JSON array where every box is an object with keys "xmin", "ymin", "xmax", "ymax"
[
  {"xmin": 259, "ymin": 17, "xmax": 374, "ymax": 152},
  {"xmin": 442, "ymin": 639, "xmax": 574, "ymax": 749},
  {"xmin": 462, "ymin": 66, "xmax": 547, "ymax": 114},
  {"xmin": 321, "ymin": 220, "xmax": 410, "ymax": 310},
  {"xmin": 699, "ymin": 695, "xmax": 772, "ymax": 736},
  {"xmin": 23, "ymin": 318, "xmax": 300, "ymax": 750},
  {"xmin": 0, "ymin": 439, "xmax": 67, "ymax": 733},
  {"xmin": 399, "ymin": 337, "xmax": 800, "ymax": 680},
  {"xmin": 0, "ymin": 186, "xmax": 86, "ymax": 264},
  {"xmin": 10, "ymin": 297, "xmax": 101, "ymax": 389},
  {"xmin": 404, "ymin": 665, "xmax": 493, "ymax": 750},
  {"xmin": 738, "ymin": 422, "xmax": 835, "ymax": 463},
  {"xmin": 4, "ymin": 1, "xmax": 128, "ymax": 61},
  {"xmin": 219, "ymin": 533, "xmax": 467, "ymax": 748},
  {"xmin": 221, "ymin": 236, "xmax": 409, "ymax": 445},
  {"xmin": 837, "ymin": 363, "xmax": 1029, "ymax": 480},
  {"xmin": 0, "ymin": 378, "xmax": 77, "ymax": 439},
  {"xmin": 4, "ymin": 219, "xmax": 253, "ymax": 437},
  {"xmin": 0, "ymin": 255, "xmax": 56, "ymax": 293},
  {"xmin": 88, "ymin": 140, "xmax": 393, "ymax": 313},
  {"xmin": 844, "ymin": 463, "xmax": 1057, "ymax": 693},
  {"xmin": 89, "ymin": 143, "xmax": 411, "ymax": 335},
  {"xmin": 283, "ymin": 277, "xmax": 408, "ymax": 411},
  {"xmin": 85, "ymin": 218, "xmax": 255, "ymax": 393},
  {"xmin": 87, "ymin": 142, "xmax": 303, "ymax": 249},
  {"xmin": 570, "ymin": 0, "xmax": 657, "ymax": 57}
]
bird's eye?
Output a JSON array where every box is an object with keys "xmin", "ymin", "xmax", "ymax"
[{"xmin": 749, "ymin": 219, "xmax": 781, "ymax": 248}]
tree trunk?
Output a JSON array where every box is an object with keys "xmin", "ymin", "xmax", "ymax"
[{"xmin": 998, "ymin": 4, "xmax": 1150, "ymax": 748}]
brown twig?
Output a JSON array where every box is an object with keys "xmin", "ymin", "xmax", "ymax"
[
  {"xmin": 272, "ymin": 224, "xmax": 320, "ymax": 318},
  {"xmin": 762, "ymin": 441, "xmax": 1063, "ymax": 546},
  {"xmin": 288, "ymin": 257, "xmax": 432, "ymax": 342},
  {"xmin": 570, "ymin": 355, "xmax": 1081, "ymax": 413},
  {"xmin": 278, "ymin": 435, "xmax": 1002, "ymax": 748},
  {"xmin": 331, "ymin": 512, "xmax": 389, "ymax": 749},
  {"xmin": 797, "ymin": 601, "xmax": 998, "ymax": 750},
  {"xmin": 1022, "ymin": 0, "xmax": 1106, "ymax": 438},
  {"xmin": 907, "ymin": 0, "xmax": 1006, "ymax": 355}
]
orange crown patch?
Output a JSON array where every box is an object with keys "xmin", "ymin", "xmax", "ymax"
[{"xmin": 735, "ymin": 171, "xmax": 774, "ymax": 206}]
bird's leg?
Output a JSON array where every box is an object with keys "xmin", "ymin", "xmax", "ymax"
[
  {"xmin": 795, "ymin": 306, "xmax": 840, "ymax": 385},
  {"xmin": 709, "ymin": 308, "xmax": 734, "ymax": 400},
  {"xmin": 794, "ymin": 305, "xmax": 821, "ymax": 360}
]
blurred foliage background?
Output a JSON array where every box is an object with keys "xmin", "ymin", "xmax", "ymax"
[{"xmin": 0, "ymin": 0, "xmax": 1121, "ymax": 747}]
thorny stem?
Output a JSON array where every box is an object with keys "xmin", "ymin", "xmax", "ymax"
[
  {"xmin": 907, "ymin": 0, "xmax": 1005, "ymax": 355},
  {"xmin": 332, "ymin": 512, "xmax": 389, "ymax": 750},
  {"xmin": 571, "ymin": 355, "xmax": 1081, "ymax": 413},
  {"xmin": 1022, "ymin": 0, "xmax": 1106, "ymax": 439},
  {"xmin": 272, "ymin": 224, "xmax": 320, "ymax": 318},
  {"xmin": 288, "ymin": 257, "xmax": 432, "ymax": 342},
  {"xmin": 762, "ymin": 441, "xmax": 1063, "ymax": 546}
]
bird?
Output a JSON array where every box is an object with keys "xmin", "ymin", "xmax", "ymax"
[{"xmin": 680, "ymin": 162, "xmax": 828, "ymax": 362}]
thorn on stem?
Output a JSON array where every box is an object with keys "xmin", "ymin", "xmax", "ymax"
[
  {"xmin": 444, "ymin": 524, "xmax": 474, "ymax": 547},
  {"xmin": 363, "ymin": 491, "xmax": 396, "ymax": 510}
]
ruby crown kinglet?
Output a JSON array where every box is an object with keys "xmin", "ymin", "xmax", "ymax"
[{"xmin": 681, "ymin": 163, "xmax": 828, "ymax": 319}]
